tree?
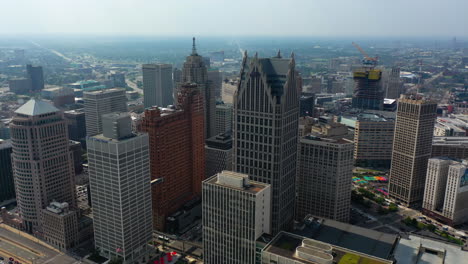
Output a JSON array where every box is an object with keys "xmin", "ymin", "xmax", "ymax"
[
  {"xmin": 388, "ymin": 203, "xmax": 398, "ymax": 212},
  {"xmin": 427, "ymin": 224, "xmax": 437, "ymax": 232}
]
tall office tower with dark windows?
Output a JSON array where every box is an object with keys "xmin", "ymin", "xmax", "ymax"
[
  {"xmin": 10, "ymin": 99, "xmax": 76, "ymax": 233},
  {"xmin": 208, "ymin": 69, "xmax": 223, "ymax": 99},
  {"xmin": 385, "ymin": 67, "xmax": 403, "ymax": 99},
  {"xmin": 179, "ymin": 38, "xmax": 216, "ymax": 138},
  {"xmin": 389, "ymin": 95, "xmax": 437, "ymax": 207},
  {"xmin": 0, "ymin": 140, "xmax": 15, "ymax": 204},
  {"xmin": 138, "ymin": 83, "xmax": 205, "ymax": 231},
  {"xmin": 300, "ymin": 93, "xmax": 315, "ymax": 117},
  {"xmin": 205, "ymin": 133, "xmax": 232, "ymax": 178},
  {"xmin": 64, "ymin": 110, "xmax": 87, "ymax": 143},
  {"xmin": 142, "ymin": 63, "xmax": 173, "ymax": 108},
  {"xmin": 233, "ymin": 51, "xmax": 300, "ymax": 234},
  {"xmin": 87, "ymin": 113, "xmax": 152, "ymax": 263},
  {"xmin": 26, "ymin": 64, "xmax": 44, "ymax": 91},
  {"xmin": 296, "ymin": 135, "xmax": 354, "ymax": 222},
  {"xmin": 214, "ymin": 102, "xmax": 232, "ymax": 135},
  {"xmin": 203, "ymin": 171, "xmax": 271, "ymax": 264},
  {"xmin": 83, "ymin": 88, "xmax": 127, "ymax": 136},
  {"xmin": 352, "ymin": 68, "xmax": 383, "ymax": 110}
]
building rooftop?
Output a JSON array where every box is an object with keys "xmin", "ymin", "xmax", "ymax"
[
  {"xmin": 206, "ymin": 132, "xmax": 232, "ymax": 149},
  {"xmin": 204, "ymin": 171, "xmax": 269, "ymax": 194},
  {"xmin": 0, "ymin": 139, "xmax": 12, "ymax": 150},
  {"xmin": 15, "ymin": 99, "xmax": 59, "ymax": 116},
  {"xmin": 83, "ymin": 87, "xmax": 125, "ymax": 95},
  {"xmin": 394, "ymin": 235, "xmax": 468, "ymax": 264},
  {"xmin": 433, "ymin": 136, "xmax": 468, "ymax": 146},
  {"xmin": 292, "ymin": 216, "xmax": 399, "ymax": 260},
  {"xmin": 302, "ymin": 135, "xmax": 353, "ymax": 145},
  {"xmin": 263, "ymin": 232, "xmax": 393, "ymax": 264}
]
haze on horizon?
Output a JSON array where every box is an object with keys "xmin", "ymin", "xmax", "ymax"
[{"xmin": 0, "ymin": 0, "xmax": 467, "ymax": 38}]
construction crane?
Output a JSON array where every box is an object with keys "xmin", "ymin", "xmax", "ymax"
[{"xmin": 352, "ymin": 42, "xmax": 378, "ymax": 66}]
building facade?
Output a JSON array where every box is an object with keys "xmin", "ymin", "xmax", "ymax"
[
  {"xmin": 423, "ymin": 158, "xmax": 468, "ymax": 226},
  {"xmin": 203, "ymin": 171, "xmax": 271, "ymax": 264},
  {"xmin": 432, "ymin": 137, "xmax": 468, "ymax": 159},
  {"xmin": 296, "ymin": 136, "xmax": 354, "ymax": 222},
  {"xmin": 205, "ymin": 133, "xmax": 232, "ymax": 178},
  {"xmin": 352, "ymin": 68, "xmax": 383, "ymax": 110},
  {"xmin": 214, "ymin": 102, "xmax": 232, "ymax": 135},
  {"xmin": 87, "ymin": 113, "xmax": 152, "ymax": 263},
  {"xmin": 10, "ymin": 99, "xmax": 76, "ymax": 233},
  {"xmin": 64, "ymin": 110, "xmax": 87, "ymax": 143},
  {"xmin": 26, "ymin": 64, "xmax": 44, "ymax": 91},
  {"xmin": 385, "ymin": 67, "xmax": 403, "ymax": 99},
  {"xmin": 233, "ymin": 52, "xmax": 300, "ymax": 234},
  {"xmin": 0, "ymin": 140, "xmax": 15, "ymax": 204},
  {"xmin": 42, "ymin": 202, "xmax": 79, "ymax": 252},
  {"xmin": 83, "ymin": 88, "xmax": 127, "ymax": 136},
  {"xmin": 389, "ymin": 95, "xmax": 437, "ymax": 206},
  {"xmin": 142, "ymin": 63, "xmax": 173, "ymax": 108},
  {"xmin": 138, "ymin": 83, "xmax": 205, "ymax": 231}
]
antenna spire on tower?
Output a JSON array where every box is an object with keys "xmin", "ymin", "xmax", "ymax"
[{"xmin": 192, "ymin": 37, "xmax": 197, "ymax": 55}]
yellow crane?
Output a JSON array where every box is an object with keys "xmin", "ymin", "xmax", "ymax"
[{"xmin": 352, "ymin": 42, "xmax": 378, "ymax": 66}]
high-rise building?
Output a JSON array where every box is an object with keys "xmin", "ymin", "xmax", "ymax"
[
  {"xmin": 296, "ymin": 135, "xmax": 354, "ymax": 222},
  {"xmin": 64, "ymin": 110, "xmax": 87, "ymax": 143},
  {"xmin": 352, "ymin": 68, "xmax": 383, "ymax": 110},
  {"xmin": 142, "ymin": 63, "xmax": 173, "ymax": 108},
  {"xmin": 202, "ymin": 171, "xmax": 271, "ymax": 264},
  {"xmin": 423, "ymin": 158, "xmax": 468, "ymax": 226},
  {"xmin": 179, "ymin": 38, "xmax": 216, "ymax": 138},
  {"xmin": 42, "ymin": 202, "xmax": 79, "ymax": 251},
  {"xmin": 299, "ymin": 93, "xmax": 315, "ymax": 117},
  {"xmin": 385, "ymin": 67, "xmax": 403, "ymax": 99},
  {"xmin": 352, "ymin": 113, "xmax": 395, "ymax": 168},
  {"xmin": 214, "ymin": 102, "xmax": 232, "ymax": 135},
  {"xmin": 109, "ymin": 72, "xmax": 126, "ymax": 88},
  {"xmin": 8, "ymin": 78, "xmax": 32, "ymax": 94},
  {"xmin": 0, "ymin": 140, "xmax": 15, "ymax": 204},
  {"xmin": 233, "ymin": 52, "xmax": 300, "ymax": 234},
  {"xmin": 83, "ymin": 88, "xmax": 127, "ymax": 136},
  {"xmin": 0, "ymin": 121, "xmax": 9, "ymax": 139},
  {"xmin": 26, "ymin": 64, "xmax": 44, "ymax": 91},
  {"xmin": 205, "ymin": 133, "xmax": 232, "ymax": 178},
  {"xmin": 389, "ymin": 95, "xmax": 437, "ymax": 206},
  {"xmin": 138, "ymin": 83, "xmax": 205, "ymax": 231},
  {"xmin": 87, "ymin": 113, "xmax": 152, "ymax": 263},
  {"xmin": 208, "ymin": 69, "xmax": 223, "ymax": 99},
  {"xmin": 10, "ymin": 99, "xmax": 76, "ymax": 233}
]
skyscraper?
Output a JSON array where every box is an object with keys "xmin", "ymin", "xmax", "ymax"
[
  {"xmin": 10, "ymin": 99, "xmax": 76, "ymax": 233},
  {"xmin": 26, "ymin": 64, "xmax": 44, "ymax": 91},
  {"xmin": 179, "ymin": 38, "xmax": 216, "ymax": 138},
  {"xmin": 205, "ymin": 133, "xmax": 232, "ymax": 178},
  {"xmin": 214, "ymin": 102, "xmax": 232, "ymax": 135},
  {"xmin": 0, "ymin": 140, "xmax": 15, "ymax": 204},
  {"xmin": 64, "ymin": 110, "xmax": 87, "ymax": 143},
  {"xmin": 202, "ymin": 171, "xmax": 271, "ymax": 264},
  {"xmin": 142, "ymin": 63, "xmax": 173, "ymax": 108},
  {"xmin": 296, "ymin": 135, "xmax": 354, "ymax": 222},
  {"xmin": 233, "ymin": 51, "xmax": 300, "ymax": 234},
  {"xmin": 208, "ymin": 69, "xmax": 223, "ymax": 99},
  {"xmin": 389, "ymin": 95, "xmax": 437, "ymax": 206},
  {"xmin": 352, "ymin": 68, "xmax": 383, "ymax": 110},
  {"xmin": 87, "ymin": 113, "xmax": 152, "ymax": 263},
  {"xmin": 83, "ymin": 88, "xmax": 127, "ymax": 136},
  {"xmin": 138, "ymin": 83, "xmax": 205, "ymax": 231},
  {"xmin": 385, "ymin": 67, "xmax": 403, "ymax": 99},
  {"xmin": 423, "ymin": 158, "xmax": 468, "ymax": 226}
]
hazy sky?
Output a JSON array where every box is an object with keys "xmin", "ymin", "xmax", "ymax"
[{"xmin": 1, "ymin": 0, "xmax": 467, "ymax": 37}]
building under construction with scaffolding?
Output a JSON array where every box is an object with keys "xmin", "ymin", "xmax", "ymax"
[{"xmin": 352, "ymin": 68, "xmax": 383, "ymax": 110}]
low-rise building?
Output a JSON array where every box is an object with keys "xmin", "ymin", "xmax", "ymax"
[
  {"xmin": 432, "ymin": 137, "xmax": 468, "ymax": 159},
  {"xmin": 42, "ymin": 202, "xmax": 79, "ymax": 252}
]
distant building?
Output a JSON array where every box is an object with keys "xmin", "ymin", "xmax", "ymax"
[
  {"xmin": 261, "ymin": 231, "xmax": 393, "ymax": 264},
  {"xmin": 69, "ymin": 141, "xmax": 83, "ymax": 174},
  {"xmin": 10, "ymin": 99, "xmax": 76, "ymax": 233},
  {"xmin": 109, "ymin": 72, "xmax": 126, "ymax": 88},
  {"xmin": 233, "ymin": 52, "xmax": 300, "ymax": 234},
  {"xmin": 205, "ymin": 133, "xmax": 232, "ymax": 178},
  {"xmin": 423, "ymin": 158, "xmax": 468, "ymax": 226},
  {"xmin": 64, "ymin": 110, "xmax": 87, "ymax": 143},
  {"xmin": 87, "ymin": 113, "xmax": 152, "ymax": 263},
  {"xmin": 434, "ymin": 116, "xmax": 468, "ymax": 137},
  {"xmin": 0, "ymin": 121, "xmax": 9, "ymax": 139},
  {"xmin": 389, "ymin": 95, "xmax": 437, "ymax": 207},
  {"xmin": 83, "ymin": 88, "xmax": 127, "ymax": 136},
  {"xmin": 26, "ymin": 64, "xmax": 44, "ymax": 91},
  {"xmin": 8, "ymin": 78, "xmax": 32, "ymax": 94},
  {"xmin": 300, "ymin": 93, "xmax": 315, "ymax": 117},
  {"xmin": 208, "ymin": 69, "xmax": 223, "ymax": 98},
  {"xmin": 142, "ymin": 63, "xmax": 173, "ymax": 108},
  {"xmin": 296, "ymin": 135, "xmax": 354, "ymax": 222},
  {"xmin": 138, "ymin": 83, "xmax": 205, "ymax": 231},
  {"xmin": 41, "ymin": 87, "xmax": 75, "ymax": 107},
  {"xmin": 42, "ymin": 202, "xmax": 79, "ymax": 252},
  {"xmin": 0, "ymin": 140, "xmax": 15, "ymax": 205},
  {"xmin": 203, "ymin": 171, "xmax": 271, "ymax": 264},
  {"xmin": 352, "ymin": 68, "xmax": 383, "ymax": 110},
  {"xmin": 214, "ymin": 102, "xmax": 232, "ymax": 135},
  {"xmin": 385, "ymin": 67, "xmax": 403, "ymax": 99},
  {"xmin": 432, "ymin": 136, "xmax": 468, "ymax": 159}
]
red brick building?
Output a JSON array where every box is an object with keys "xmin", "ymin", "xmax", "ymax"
[{"xmin": 138, "ymin": 83, "xmax": 205, "ymax": 231}]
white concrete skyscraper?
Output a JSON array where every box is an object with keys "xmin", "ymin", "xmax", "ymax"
[
  {"xmin": 83, "ymin": 88, "xmax": 128, "ymax": 136},
  {"xmin": 233, "ymin": 51, "xmax": 300, "ymax": 234},
  {"xmin": 202, "ymin": 171, "xmax": 271, "ymax": 264},
  {"xmin": 87, "ymin": 113, "xmax": 152, "ymax": 263},
  {"xmin": 142, "ymin": 63, "xmax": 173, "ymax": 108},
  {"xmin": 10, "ymin": 99, "xmax": 76, "ymax": 233}
]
